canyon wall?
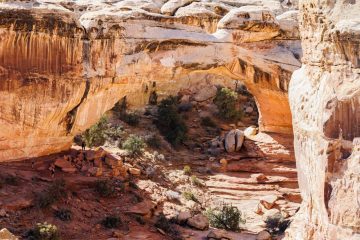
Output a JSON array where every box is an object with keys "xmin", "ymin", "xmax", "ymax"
[
  {"xmin": 286, "ymin": 0, "xmax": 360, "ymax": 239},
  {"xmin": 0, "ymin": 0, "xmax": 301, "ymax": 161}
]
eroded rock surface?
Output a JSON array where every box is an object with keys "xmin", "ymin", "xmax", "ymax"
[
  {"xmin": 287, "ymin": 0, "xmax": 360, "ymax": 239},
  {"xmin": 0, "ymin": 0, "xmax": 301, "ymax": 161}
]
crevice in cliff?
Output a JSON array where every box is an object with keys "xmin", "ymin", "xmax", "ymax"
[{"xmin": 64, "ymin": 80, "xmax": 90, "ymax": 134}]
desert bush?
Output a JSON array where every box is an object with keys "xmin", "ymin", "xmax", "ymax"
[
  {"xmin": 27, "ymin": 222, "xmax": 60, "ymax": 240},
  {"xmin": 101, "ymin": 215, "xmax": 121, "ymax": 229},
  {"xmin": 146, "ymin": 134, "xmax": 162, "ymax": 149},
  {"xmin": 201, "ymin": 117, "xmax": 217, "ymax": 128},
  {"xmin": 155, "ymin": 214, "xmax": 181, "ymax": 240},
  {"xmin": 213, "ymin": 87, "xmax": 242, "ymax": 121},
  {"xmin": 122, "ymin": 135, "xmax": 145, "ymax": 155},
  {"xmin": 94, "ymin": 179, "xmax": 116, "ymax": 198},
  {"xmin": 191, "ymin": 175, "xmax": 204, "ymax": 187},
  {"xmin": 54, "ymin": 208, "xmax": 72, "ymax": 222},
  {"xmin": 81, "ymin": 116, "xmax": 109, "ymax": 147},
  {"xmin": 206, "ymin": 204, "xmax": 245, "ymax": 231},
  {"xmin": 182, "ymin": 191, "xmax": 199, "ymax": 203},
  {"xmin": 36, "ymin": 179, "xmax": 67, "ymax": 209},
  {"xmin": 120, "ymin": 112, "xmax": 140, "ymax": 126},
  {"xmin": 265, "ymin": 213, "xmax": 290, "ymax": 236},
  {"xmin": 156, "ymin": 96, "xmax": 187, "ymax": 146},
  {"xmin": 183, "ymin": 165, "xmax": 191, "ymax": 175}
]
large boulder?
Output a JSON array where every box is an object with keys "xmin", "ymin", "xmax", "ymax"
[
  {"xmin": 224, "ymin": 129, "xmax": 244, "ymax": 152},
  {"xmin": 0, "ymin": 229, "xmax": 18, "ymax": 240},
  {"xmin": 187, "ymin": 214, "xmax": 209, "ymax": 230}
]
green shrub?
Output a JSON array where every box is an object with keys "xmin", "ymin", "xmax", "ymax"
[
  {"xmin": 120, "ymin": 112, "xmax": 140, "ymax": 126},
  {"xmin": 27, "ymin": 222, "xmax": 60, "ymax": 240},
  {"xmin": 183, "ymin": 165, "xmax": 191, "ymax": 176},
  {"xmin": 155, "ymin": 214, "xmax": 181, "ymax": 240},
  {"xmin": 182, "ymin": 191, "xmax": 199, "ymax": 203},
  {"xmin": 156, "ymin": 96, "xmax": 187, "ymax": 146},
  {"xmin": 101, "ymin": 215, "xmax": 121, "ymax": 229},
  {"xmin": 265, "ymin": 213, "xmax": 290, "ymax": 236},
  {"xmin": 191, "ymin": 175, "xmax": 204, "ymax": 187},
  {"xmin": 206, "ymin": 204, "xmax": 245, "ymax": 231},
  {"xmin": 201, "ymin": 117, "xmax": 217, "ymax": 128},
  {"xmin": 94, "ymin": 179, "xmax": 116, "ymax": 198},
  {"xmin": 122, "ymin": 135, "xmax": 145, "ymax": 155},
  {"xmin": 213, "ymin": 87, "xmax": 242, "ymax": 121},
  {"xmin": 146, "ymin": 134, "xmax": 162, "ymax": 149},
  {"xmin": 54, "ymin": 208, "xmax": 72, "ymax": 222},
  {"xmin": 36, "ymin": 179, "xmax": 67, "ymax": 209},
  {"xmin": 81, "ymin": 116, "xmax": 109, "ymax": 147}
]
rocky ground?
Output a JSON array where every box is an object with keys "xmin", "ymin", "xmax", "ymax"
[{"xmin": 0, "ymin": 91, "xmax": 300, "ymax": 240}]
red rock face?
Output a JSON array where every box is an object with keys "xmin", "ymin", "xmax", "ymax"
[{"xmin": 0, "ymin": 1, "xmax": 301, "ymax": 161}]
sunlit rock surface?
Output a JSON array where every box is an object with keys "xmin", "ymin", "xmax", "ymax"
[
  {"xmin": 286, "ymin": 0, "xmax": 360, "ymax": 239},
  {"xmin": 0, "ymin": 0, "xmax": 301, "ymax": 161}
]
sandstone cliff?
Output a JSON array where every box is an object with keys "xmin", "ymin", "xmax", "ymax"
[
  {"xmin": 0, "ymin": 0, "xmax": 301, "ymax": 161},
  {"xmin": 286, "ymin": 0, "xmax": 360, "ymax": 239}
]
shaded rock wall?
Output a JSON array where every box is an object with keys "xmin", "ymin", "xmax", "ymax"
[
  {"xmin": 286, "ymin": 0, "xmax": 360, "ymax": 239},
  {"xmin": 0, "ymin": 0, "xmax": 301, "ymax": 161}
]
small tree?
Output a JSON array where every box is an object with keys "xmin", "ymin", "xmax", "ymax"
[
  {"xmin": 206, "ymin": 204, "xmax": 245, "ymax": 231},
  {"xmin": 122, "ymin": 135, "xmax": 145, "ymax": 155},
  {"xmin": 156, "ymin": 96, "xmax": 187, "ymax": 146},
  {"xmin": 213, "ymin": 87, "xmax": 242, "ymax": 121}
]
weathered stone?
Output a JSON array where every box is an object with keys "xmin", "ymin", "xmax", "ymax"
[
  {"xmin": 256, "ymin": 230, "xmax": 271, "ymax": 240},
  {"xmin": 187, "ymin": 214, "xmax": 209, "ymax": 230},
  {"xmin": 129, "ymin": 167, "xmax": 141, "ymax": 176},
  {"xmin": 224, "ymin": 129, "xmax": 244, "ymax": 152},
  {"xmin": 260, "ymin": 195, "xmax": 278, "ymax": 210},
  {"xmin": 0, "ymin": 229, "xmax": 18, "ymax": 240},
  {"xmin": 207, "ymin": 229, "xmax": 232, "ymax": 240},
  {"xmin": 286, "ymin": 1, "xmax": 360, "ymax": 239},
  {"xmin": 177, "ymin": 211, "xmax": 191, "ymax": 224}
]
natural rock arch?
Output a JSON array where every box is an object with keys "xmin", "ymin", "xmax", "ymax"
[{"xmin": 0, "ymin": 1, "xmax": 301, "ymax": 161}]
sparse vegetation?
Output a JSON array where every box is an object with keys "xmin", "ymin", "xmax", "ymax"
[
  {"xmin": 27, "ymin": 222, "xmax": 60, "ymax": 240},
  {"xmin": 94, "ymin": 179, "xmax": 116, "ymax": 198},
  {"xmin": 213, "ymin": 87, "xmax": 242, "ymax": 121},
  {"xmin": 156, "ymin": 96, "xmax": 187, "ymax": 146},
  {"xmin": 122, "ymin": 134, "xmax": 145, "ymax": 155},
  {"xmin": 155, "ymin": 214, "xmax": 181, "ymax": 240},
  {"xmin": 265, "ymin": 213, "xmax": 290, "ymax": 236},
  {"xmin": 183, "ymin": 165, "xmax": 191, "ymax": 175},
  {"xmin": 206, "ymin": 204, "xmax": 245, "ymax": 231},
  {"xmin": 201, "ymin": 116, "xmax": 217, "ymax": 128},
  {"xmin": 101, "ymin": 215, "xmax": 121, "ymax": 229},
  {"xmin": 191, "ymin": 175, "xmax": 204, "ymax": 187},
  {"xmin": 183, "ymin": 190, "xmax": 199, "ymax": 203},
  {"xmin": 35, "ymin": 179, "xmax": 67, "ymax": 209},
  {"xmin": 54, "ymin": 208, "xmax": 72, "ymax": 222}
]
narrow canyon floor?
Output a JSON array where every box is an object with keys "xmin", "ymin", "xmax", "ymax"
[{"xmin": 0, "ymin": 99, "xmax": 300, "ymax": 240}]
